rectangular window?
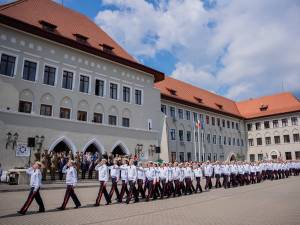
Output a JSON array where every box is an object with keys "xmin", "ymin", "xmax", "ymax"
[
  {"xmin": 241, "ymin": 139, "xmax": 244, "ymax": 146},
  {"xmin": 186, "ymin": 131, "xmax": 191, "ymax": 142},
  {"xmin": 185, "ymin": 110, "xmax": 191, "ymax": 120},
  {"xmin": 161, "ymin": 104, "xmax": 167, "ymax": 114},
  {"xmin": 293, "ymin": 133, "xmax": 300, "ymax": 142},
  {"xmin": 224, "ymin": 136, "xmax": 227, "ymax": 145},
  {"xmin": 217, "ymin": 118, "xmax": 220, "ymax": 126},
  {"xmin": 110, "ymin": 83, "xmax": 118, "ymax": 100},
  {"xmin": 219, "ymin": 135, "xmax": 222, "ymax": 145},
  {"xmin": 207, "ymin": 134, "xmax": 211, "ymax": 143},
  {"xmin": 255, "ymin": 122, "xmax": 261, "ymax": 130},
  {"xmin": 291, "ymin": 117, "xmax": 298, "ymax": 126},
  {"xmin": 233, "ymin": 138, "xmax": 235, "ymax": 146},
  {"xmin": 40, "ymin": 104, "xmax": 52, "ymax": 116},
  {"xmin": 264, "ymin": 121, "xmax": 270, "ymax": 129},
  {"xmin": 23, "ymin": 60, "xmax": 37, "ymax": 81},
  {"xmin": 273, "ymin": 120, "xmax": 279, "ymax": 128},
  {"xmin": 95, "ymin": 79, "xmax": 105, "ymax": 97},
  {"xmin": 227, "ymin": 120, "xmax": 230, "ymax": 128},
  {"xmin": 256, "ymin": 137, "xmax": 262, "ymax": 146},
  {"xmin": 170, "ymin": 129, "xmax": 176, "ymax": 140},
  {"xmin": 222, "ymin": 119, "xmax": 225, "ymax": 128},
  {"xmin": 193, "ymin": 112, "xmax": 198, "ymax": 122},
  {"xmin": 43, "ymin": 65, "xmax": 56, "ymax": 86},
  {"xmin": 77, "ymin": 110, "xmax": 87, "ymax": 121},
  {"xmin": 18, "ymin": 100, "xmax": 32, "ymax": 113},
  {"xmin": 282, "ymin": 118, "xmax": 288, "ymax": 127},
  {"xmin": 274, "ymin": 136, "xmax": 280, "ymax": 144},
  {"xmin": 187, "ymin": 152, "xmax": 192, "ymax": 162},
  {"xmin": 232, "ymin": 121, "xmax": 234, "ymax": 129},
  {"xmin": 178, "ymin": 109, "xmax": 183, "ymax": 119},
  {"xmin": 60, "ymin": 107, "xmax": 71, "ymax": 119},
  {"xmin": 295, "ymin": 151, "xmax": 300, "ymax": 160},
  {"xmin": 211, "ymin": 117, "xmax": 215, "ymax": 126},
  {"xmin": 258, "ymin": 154, "xmax": 263, "ymax": 161},
  {"xmin": 93, "ymin": 113, "xmax": 103, "ymax": 124},
  {"xmin": 79, "ymin": 75, "xmax": 89, "ymax": 93},
  {"xmin": 248, "ymin": 138, "xmax": 254, "ymax": 146},
  {"xmin": 285, "ymin": 152, "xmax": 292, "ymax": 160},
  {"xmin": 213, "ymin": 135, "xmax": 216, "ymax": 144},
  {"xmin": 179, "ymin": 130, "xmax": 184, "ymax": 141},
  {"xmin": 123, "ymin": 86, "xmax": 131, "ymax": 103},
  {"xmin": 171, "ymin": 152, "xmax": 176, "ymax": 163},
  {"xmin": 179, "ymin": 152, "xmax": 184, "ymax": 162},
  {"xmin": 236, "ymin": 123, "xmax": 239, "ymax": 130},
  {"xmin": 249, "ymin": 154, "xmax": 255, "ymax": 162},
  {"xmin": 283, "ymin": 134, "xmax": 290, "ymax": 143},
  {"xmin": 170, "ymin": 107, "xmax": 176, "ymax": 118},
  {"xmin": 228, "ymin": 137, "xmax": 231, "ymax": 145},
  {"xmin": 206, "ymin": 115, "xmax": 210, "ymax": 125},
  {"xmin": 265, "ymin": 137, "xmax": 271, "ymax": 145},
  {"xmin": 122, "ymin": 117, "xmax": 130, "ymax": 127},
  {"xmin": 108, "ymin": 115, "xmax": 117, "ymax": 126},
  {"xmin": 237, "ymin": 138, "xmax": 240, "ymax": 146},
  {"xmin": 62, "ymin": 70, "xmax": 73, "ymax": 90},
  {"xmin": 247, "ymin": 123, "xmax": 252, "ymax": 131},
  {"xmin": 135, "ymin": 89, "xmax": 142, "ymax": 105},
  {"xmin": 0, "ymin": 53, "xmax": 16, "ymax": 77}
]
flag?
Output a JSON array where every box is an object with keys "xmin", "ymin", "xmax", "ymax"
[{"xmin": 195, "ymin": 120, "xmax": 201, "ymax": 129}]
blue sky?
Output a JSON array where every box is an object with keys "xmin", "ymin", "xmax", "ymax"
[{"xmin": 2, "ymin": 0, "xmax": 300, "ymax": 100}]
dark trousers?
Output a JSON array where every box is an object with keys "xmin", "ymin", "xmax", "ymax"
[
  {"xmin": 184, "ymin": 178, "xmax": 193, "ymax": 195},
  {"xmin": 81, "ymin": 170, "xmax": 86, "ymax": 179},
  {"xmin": 59, "ymin": 171, "xmax": 63, "ymax": 180},
  {"xmin": 215, "ymin": 174, "xmax": 222, "ymax": 188},
  {"xmin": 173, "ymin": 180, "xmax": 181, "ymax": 196},
  {"xmin": 95, "ymin": 181, "xmax": 110, "ymax": 205},
  {"xmin": 250, "ymin": 172, "xmax": 256, "ymax": 184},
  {"xmin": 146, "ymin": 180, "xmax": 154, "ymax": 201},
  {"xmin": 61, "ymin": 185, "xmax": 81, "ymax": 209},
  {"xmin": 20, "ymin": 187, "xmax": 45, "ymax": 214},
  {"xmin": 195, "ymin": 177, "xmax": 203, "ymax": 193},
  {"xmin": 109, "ymin": 177, "xmax": 120, "ymax": 200},
  {"xmin": 126, "ymin": 180, "xmax": 138, "ymax": 203},
  {"xmin": 167, "ymin": 180, "xmax": 175, "ymax": 197},
  {"xmin": 222, "ymin": 175, "xmax": 229, "ymax": 188},
  {"xmin": 244, "ymin": 173, "xmax": 250, "ymax": 185},
  {"xmin": 119, "ymin": 180, "xmax": 129, "ymax": 202},
  {"xmin": 205, "ymin": 176, "xmax": 212, "ymax": 190},
  {"xmin": 160, "ymin": 179, "xmax": 167, "ymax": 198},
  {"xmin": 137, "ymin": 179, "xmax": 146, "ymax": 198}
]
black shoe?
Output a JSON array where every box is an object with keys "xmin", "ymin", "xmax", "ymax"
[
  {"xmin": 56, "ymin": 207, "xmax": 65, "ymax": 210},
  {"xmin": 17, "ymin": 211, "xmax": 25, "ymax": 215},
  {"xmin": 38, "ymin": 209, "xmax": 45, "ymax": 213},
  {"xmin": 105, "ymin": 202, "xmax": 110, "ymax": 205},
  {"xmin": 94, "ymin": 203, "xmax": 99, "ymax": 207},
  {"xmin": 74, "ymin": 205, "xmax": 81, "ymax": 209}
]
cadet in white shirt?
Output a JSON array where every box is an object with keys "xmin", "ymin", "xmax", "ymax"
[
  {"xmin": 145, "ymin": 162, "xmax": 156, "ymax": 201},
  {"xmin": 184, "ymin": 162, "xmax": 193, "ymax": 195},
  {"xmin": 203, "ymin": 161, "xmax": 213, "ymax": 190},
  {"xmin": 119, "ymin": 159, "xmax": 129, "ymax": 203},
  {"xmin": 193, "ymin": 163, "xmax": 203, "ymax": 193},
  {"xmin": 126, "ymin": 159, "xmax": 139, "ymax": 204},
  {"xmin": 167, "ymin": 162, "xmax": 174, "ymax": 197},
  {"xmin": 57, "ymin": 160, "xmax": 81, "ymax": 210},
  {"xmin": 136, "ymin": 162, "xmax": 146, "ymax": 199},
  {"xmin": 18, "ymin": 161, "xmax": 45, "ymax": 215},
  {"xmin": 172, "ymin": 162, "xmax": 181, "ymax": 197},
  {"xmin": 159, "ymin": 163, "xmax": 168, "ymax": 199},
  {"xmin": 108, "ymin": 159, "xmax": 120, "ymax": 201},
  {"xmin": 213, "ymin": 161, "xmax": 222, "ymax": 188},
  {"xmin": 94, "ymin": 159, "xmax": 111, "ymax": 206}
]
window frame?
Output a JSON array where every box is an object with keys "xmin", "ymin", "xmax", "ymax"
[
  {"xmin": 22, "ymin": 57, "xmax": 39, "ymax": 82},
  {"xmin": 79, "ymin": 73, "xmax": 91, "ymax": 94},
  {"xmin": 59, "ymin": 107, "xmax": 72, "ymax": 120},
  {"xmin": 134, "ymin": 88, "xmax": 143, "ymax": 105},
  {"xmin": 18, "ymin": 100, "xmax": 32, "ymax": 114},
  {"xmin": 61, "ymin": 68, "xmax": 75, "ymax": 91},
  {"xmin": 0, "ymin": 50, "xmax": 18, "ymax": 78},
  {"xmin": 40, "ymin": 104, "xmax": 53, "ymax": 117},
  {"xmin": 42, "ymin": 63, "xmax": 58, "ymax": 87},
  {"xmin": 122, "ymin": 84, "xmax": 132, "ymax": 103},
  {"xmin": 109, "ymin": 81, "xmax": 119, "ymax": 100},
  {"xmin": 94, "ymin": 77, "xmax": 106, "ymax": 97}
]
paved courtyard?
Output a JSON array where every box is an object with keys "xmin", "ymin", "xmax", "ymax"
[{"xmin": 0, "ymin": 177, "xmax": 299, "ymax": 225}]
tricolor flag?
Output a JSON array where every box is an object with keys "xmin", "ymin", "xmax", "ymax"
[{"xmin": 196, "ymin": 120, "xmax": 201, "ymax": 129}]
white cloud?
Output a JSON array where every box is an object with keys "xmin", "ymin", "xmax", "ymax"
[{"xmin": 95, "ymin": 0, "xmax": 300, "ymax": 101}]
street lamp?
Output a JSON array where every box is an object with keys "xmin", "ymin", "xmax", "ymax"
[{"xmin": 6, "ymin": 132, "xmax": 12, "ymax": 149}]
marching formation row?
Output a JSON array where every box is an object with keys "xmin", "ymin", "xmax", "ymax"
[{"xmin": 18, "ymin": 159, "xmax": 300, "ymax": 215}]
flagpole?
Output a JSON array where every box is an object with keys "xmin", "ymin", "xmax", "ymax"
[
  {"xmin": 197, "ymin": 124, "xmax": 201, "ymax": 162},
  {"xmin": 193, "ymin": 124, "xmax": 197, "ymax": 161},
  {"xmin": 202, "ymin": 129, "xmax": 205, "ymax": 161}
]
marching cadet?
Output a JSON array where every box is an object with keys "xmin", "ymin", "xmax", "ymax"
[
  {"xmin": 152, "ymin": 163, "xmax": 160, "ymax": 199},
  {"xmin": 213, "ymin": 161, "xmax": 222, "ymax": 188},
  {"xmin": 108, "ymin": 159, "xmax": 120, "ymax": 201},
  {"xmin": 136, "ymin": 162, "xmax": 146, "ymax": 199},
  {"xmin": 221, "ymin": 162, "xmax": 230, "ymax": 189},
  {"xmin": 18, "ymin": 162, "xmax": 45, "ymax": 215},
  {"xmin": 94, "ymin": 159, "xmax": 111, "ymax": 206},
  {"xmin": 167, "ymin": 162, "xmax": 174, "ymax": 197},
  {"xmin": 179, "ymin": 163, "xmax": 186, "ymax": 194},
  {"xmin": 244, "ymin": 162, "xmax": 250, "ymax": 185},
  {"xmin": 159, "ymin": 162, "xmax": 168, "ymax": 199},
  {"xmin": 119, "ymin": 159, "xmax": 129, "ymax": 203},
  {"xmin": 124, "ymin": 159, "xmax": 138, "ymax": 204},
  {"xmin": 250, "ymin": 162, "xmax": 256, "ymax": 184},
  {"xmin": 172, "ymin": 162, "xmax": 181, "ymax": 197},
  {"xmin": 193, "ymin": 163, "xmax": 203, "ymax": 193},
  {"xmin": 184, "ymin": 162, "xmax": 193, "ymax": 195},
  {"xmin": 145, "ymin": 162, "xmax": 156, "ymax": 201},
  {"xmin": 57, "ymin": 160, "xmax": 81, "ymax": 210},
  {"xmin": 203, "ymin": 161, "xmax": 213, "ymax": 190},
  {"xmin": 237, "ymin": 162, "xmax": 245, "ymax": 186}
]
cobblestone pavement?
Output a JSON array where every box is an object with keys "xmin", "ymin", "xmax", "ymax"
[{"xmin": 0, "ymin": 177, "xmax": 299, "ymax": 225}]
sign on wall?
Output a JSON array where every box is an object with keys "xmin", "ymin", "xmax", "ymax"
[{"xmin": 16, "ymin": 143, "xmax": 31, "ymax": 157}]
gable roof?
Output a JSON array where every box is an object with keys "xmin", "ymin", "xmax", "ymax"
[
  {"xmin": 155, "ymin": 76, "xmax": 243, "ymax": 118},
  {"xmin": 236, "ymin": 92, "xmax": 300, "ymax": 119},
  {"xmin": 0, "ymin": 0, "xmax": 164, "ymax": 82}
]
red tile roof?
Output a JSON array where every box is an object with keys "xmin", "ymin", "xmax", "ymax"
[
  {"xmin": 0, "ymin": 0, "xmax": 164, "ymax": 82},
  {"xmin": 155, "ymin": 77, "xmax": 300, "ymax": 119},
  {"xmin": 236, "ymin": 92, "xmax": 300, "ymax": 119},
  {"xmin": 155, "ymin": 76, "xmax": 243, "ymax": 118}
]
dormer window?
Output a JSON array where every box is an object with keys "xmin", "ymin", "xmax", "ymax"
[
  {"xmin": 73, "ymin": 33, "xmax": 88, "ymax": 44},
  {"xmin": 100, "ymin": 44, "xmax": 114, "ymax": 54},
  {"xmin": 216, "ymin": 103, "xmax": 223, "ymax": 110},
  {"xmin": 260, "ymin": 104, "xmax": 268, "ymax": 111},
  {"xmin": 39, "ymin": 20, "xmax": 57, "ymax": 33},
  {"xmin": 167, "ymin": 88, "xmax": 177, "ymax": 96},
  {"xmin": 194, "ymin": 96, "xmax": 203, "ymax": 103}
]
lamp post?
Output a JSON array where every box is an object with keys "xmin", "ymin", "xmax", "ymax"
[
  {"xmin": 135, "ymin": 144, "xmax": 143, "ymax": 159},
  {"xmin": 6, "ymin": 132, "xmax": 12, "ymax": 149}
]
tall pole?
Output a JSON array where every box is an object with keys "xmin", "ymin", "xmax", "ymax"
[
  {"xmin": 202, "ymin": 129, "xmax": 205, "ymax": 161},
  {"xmin": 198, "ymin": 125, "xmax": 201, "ymax": 162},
  {"xmin": 193, "ymin": 125, "xmax": 197, "ymax": 161}
]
